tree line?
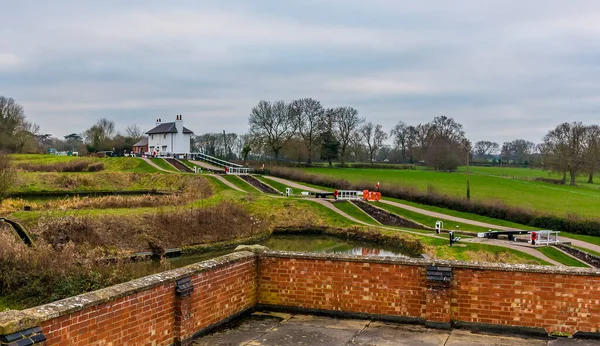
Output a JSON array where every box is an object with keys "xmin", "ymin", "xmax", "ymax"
[{"xmin": 2, "ymin": 95, "xmax": 599, "ymax": 185}]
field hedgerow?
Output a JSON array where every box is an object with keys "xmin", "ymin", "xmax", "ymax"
[{"xmin": 269, "ymin": 167, "xmax": 600, "ymax": 236}]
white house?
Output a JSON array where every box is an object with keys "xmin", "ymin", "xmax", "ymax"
[{"xmin": 146, "ymin": 115, "xmax": 194, "ymax": 156}]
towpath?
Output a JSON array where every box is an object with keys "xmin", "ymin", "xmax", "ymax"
[
  {"xmin": 207, "ymin": 174, "xmax": 247, "ymax": 193},
  {"xmin": 264, "ymin": 176, "xmax": 328, "ymax": 193},
  {"xmin": 141, "ymin": 157, "xmax": 172, "ymax": 172},
  {"xmin": 189, "ymin": 160, "xmax": 223, "ymax": 172}
]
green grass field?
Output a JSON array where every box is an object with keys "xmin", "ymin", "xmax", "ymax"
[
  {"xmin": 150, "ymin": 158, "xmax": 178, "ymax": 172},
  {"xmin": 376, "ymin": 201, "xmax": 489, "ymax": 233},
  {"xmin": 11, "ymin": 154, "xmax": 160, "ymax": 173},
  {"xmin": 537, "ymin": 246, "xmax": 589, "ymax": 267},
  {"xmin": 295, "ymin": 167, "xmax": 600, "ymax": 218},
  {"xmin": 255, "ymin": 176, "xmax": 287, "ymax": 194},
  {"xmin": 222, "ymin": 175, "xmax": 252, "ymax": 192}
]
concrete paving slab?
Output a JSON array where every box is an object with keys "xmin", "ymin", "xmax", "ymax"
[
  {"xmin": 192, "ymin": 311, "xmax": 598, "ymax": 346},
  {"xmin": 446, "ymin": 329, "xmax": 547, "ymax": 346},
  {"xmin": 252, "ymin": 322, "xmax": 360, "ymax": 346},
  {"xmin": 549, "ymin": 339, "xmax": 600, "ymax": 345},
  {"xmin": 287, "ymin": 314, "xmax": 370, "ymax": 331},
  {"xmin": 351, "ymin": 322, "xmax": 450, "ymax": 346},
  {"xmin": 193, "ymin": 313, "xmax": 284, "ymax": 346}
]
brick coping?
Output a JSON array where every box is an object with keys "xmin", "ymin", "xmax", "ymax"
[
  {"xmin": 261, "ymin": 250, "xmax": 600, "ymax": 276},
  {"xmin": 2, "ymin": 247, "xmax": 600, "ymax": 335},
  {"xmin": 0, "ymin": 251, "xmax": 256, "ymax": 335}
]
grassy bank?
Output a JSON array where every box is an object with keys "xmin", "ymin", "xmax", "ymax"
[{"xmin": 537, "ymin": 247, "xmax": 589, "ymax": 267}]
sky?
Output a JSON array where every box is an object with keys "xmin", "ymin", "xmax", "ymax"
[{"xmin": 2, "ymin": 0, "xmax": 600, "ymax": 144}]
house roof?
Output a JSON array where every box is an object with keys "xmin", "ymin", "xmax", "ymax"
[
  {"xmin": 133, "ymin": 137, "xmax": 148, "ymax": 147},
  {"xmin": 146, "ymin": 122, "xmax": 194, "ymax": 135}
]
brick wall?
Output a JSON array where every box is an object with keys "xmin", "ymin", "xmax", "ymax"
[
  {"xmin": 259, "ymin": 256, "xmax": 427, "ymax": 319},
  {"xmin": 42, "ymin": 283, "xmax": 176, "ymax": 345},
  {"xmin": 4, "ymin": 252, "xmax": 258, "ymax": 346},
  {"xmin": 452, "ymin": 269, "xmax": 600, "ymax": 334},
  {"xmin": 2, "ymin": 250, "xmax": 600, "ymax": 345},
  {"xmin": 258, "ymin": 253, "xmax": 600, "ymax": 335}
]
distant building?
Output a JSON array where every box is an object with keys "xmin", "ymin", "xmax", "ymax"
[
  {"xmin": 146, "ymin": 115, "xmax": 194, "ymax": 156},
  {"xmin": 132, "ymin": 137, "xmax": 148, "ymax": 155}
]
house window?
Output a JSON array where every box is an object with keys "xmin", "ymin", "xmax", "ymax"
[
  {"xmin": 162, "ymin": 145, "xmax": 167, "ymax": 152},
  {"xmin": 164, "ymin": 134, "xmax": 167, "ymax": 139},
  {"xmin": 151, "ymin": 135, "xmax": 154, "ymax": 140}
]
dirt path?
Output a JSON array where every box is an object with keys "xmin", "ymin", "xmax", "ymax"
[
  {"xmin": 142, "ymin": 158, "xmax": 173, "ymax": 173},
  {"xmin": 189, "ymin": 160, "xmax": 224, "ymax": 172},
  {"xmin": 264, "ymin": 176, "xmax": 328, "ymax": 193},
  {"xmin": 207, "ymin": 174, "xmax": 247, "ymax": 193}
]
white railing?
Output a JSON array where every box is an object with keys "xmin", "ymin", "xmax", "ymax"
[
  {"xmin": 334, "ymin": 190, "xmax": 363, "ymax": 201},
  {"xmin": 226, "ymin": 167, "xmax": 252, "ymax": 175},
  {"xmin": 532, "ymin": 230, "xmax": 560, "ymax": 245},
  {"xmin": 191, "ymin": 153, "xmax": 242, "ymax": 168}
]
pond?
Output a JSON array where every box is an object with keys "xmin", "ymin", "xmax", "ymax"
[{"xmin": 159, "ymin": 233, "xmax": 413, "ymax": 270}]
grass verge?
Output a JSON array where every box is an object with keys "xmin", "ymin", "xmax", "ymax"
[
  {"xmin": 150, "ymin": 158, "xmax": 178, "ymax": 172},
  {"xmin": 537, "ymin": 247, "xmax": 589, "ymax": 267},
  {"xmin": 331, "ymin": 201, "xmax": 380, "ymax": 226}
]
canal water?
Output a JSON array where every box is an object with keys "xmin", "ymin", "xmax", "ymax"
[{"xmin": 164, "ymin": 234, "xmax": 412, "ymax": 269}]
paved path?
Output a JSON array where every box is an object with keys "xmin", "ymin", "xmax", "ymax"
[
  {"xmin": 558, "ymin": 237, "xmax": 600, "ymax": 255},
  {"xmin": 189, "ymin": 160, "xmax": 223, "ymax": 172},
  {"xmin": 380, "ymin": 199, "xmax": 514, "ymax": 231},
  {"xmin": 462, "ymin": 238, "xmax": 563, "ymax": 266},
  {"xmin": 264, "ymin": 176, "xmax": 328, "ymax": 193},
  {"xmin": 141, "ymin": 157, "xmax": 173, "ymax": 172},
  {"xmin": 379, "ymin": 199, "xmax": 600, "ymax": 255},
  {"xmin": 194, "ymin": 311, "xmax": 585, "ymax": 346},
  {"xmin": 207, "ymin": 174, "xmax": 247, "ymax": 193}
]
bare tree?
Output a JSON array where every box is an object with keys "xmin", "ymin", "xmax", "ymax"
[
  {"xmin": 542, "ymin": 122, "xmax": 588, "ymax": 186},
  {"xmin": 501, "ymin": 139, "xmax": 535, "ymax": 164},
  {"xmin": 584, "ymin": 124, "xmax": 600, "ymax": 183},
  {"xmin": 125, "ymin": 124, "xmax": 144, "ymax": 142},
  {"xmin": 430, "ymin": 115, "xmax": 465, "ymax": 142},
  {"xmin": 474, "ymin": 141, "xmax": 500, "ymax": 161},
  {"xmin": 390, "ymin": 121, "xmax": 411, "ymax": 163},
  {"xmin": 361, "ymin": 122, "xmax": 388, "ymax": 164},
  {"xmin": 0, "ymin": 96, "xmax": 39, "ymax": 153},
  {"xmin": 414, "ymin": 123, "xmax": 433, "ymax": 162},
  {"xmin": 83, "ymin": 118, "xmax": 117, "ymax": 152},
  {"xmin": 332, "ymin": 107, "xmax": 363, "ymax": 165},
  {"xmin": 291, "ymin": 98, "xmax": 324, "ymax": 164},
  {"xmin": 249, "ymin": 100, "xmax": 297, "ymax": 159}
]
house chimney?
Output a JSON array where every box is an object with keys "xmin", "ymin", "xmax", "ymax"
[
  {"xmin": 175, "ymin": 114, "xmax": 183, "ymax": 133},
  {"xmin": 156, "ymin": 118, "xmax": 161, "ymax": 126}
]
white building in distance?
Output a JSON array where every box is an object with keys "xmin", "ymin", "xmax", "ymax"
[{"xmin": 146, "ymin": 115, "xmax": 194, "ymax": 156}]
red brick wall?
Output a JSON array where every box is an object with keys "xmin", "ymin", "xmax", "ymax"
[
  {"xmin": 452, "ymin": 269, "xmax": 600, "ymax": 334},
  {"xmin": 259, "ymin": 256, "xmax": 427, "ymax": 318},
  {"xmin": 259, "ymin": 255, "xmax": 600, "ymax": 335},
  {"xmin": 42, "ymin": 283, "xmax": 176, "ymax": 345},
  {"xmin": 187, "ymin": 257, "xmax": 257, "ymax": 338},
  {"xmin": 40, "ymin": 256, "xmax": 257, "ymax": 345}
]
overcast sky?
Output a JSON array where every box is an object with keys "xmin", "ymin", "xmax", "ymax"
[{"xmin": 2, "ymin": 0, "xmax": 600, "ymax": 144}]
